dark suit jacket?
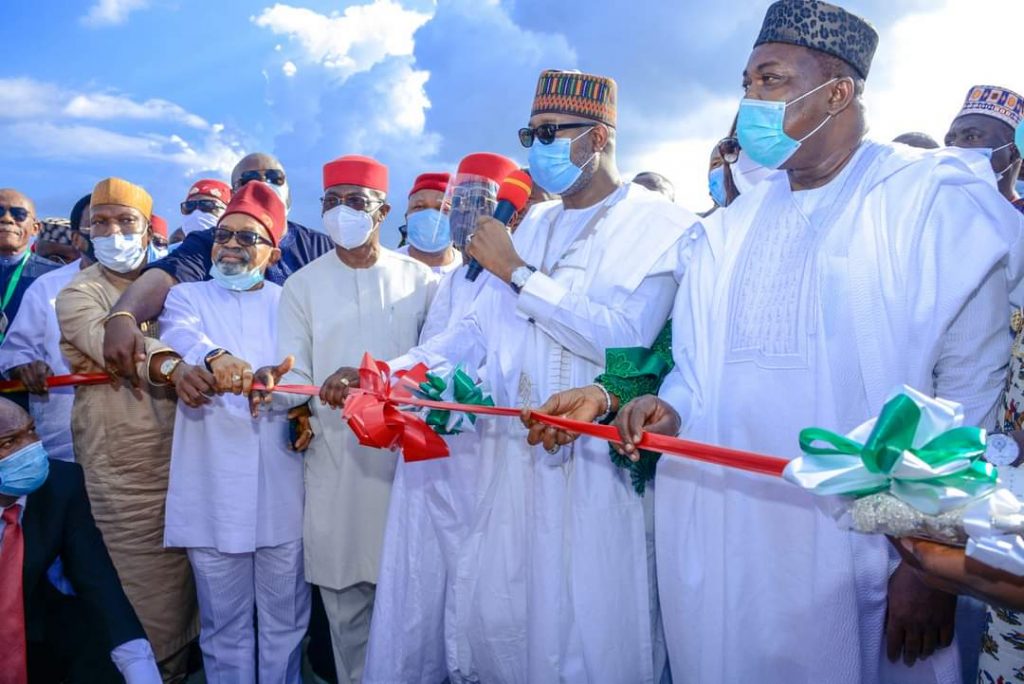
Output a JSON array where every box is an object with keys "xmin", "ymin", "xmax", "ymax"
[{"xmin": 21, "ymin": 459, "xmax": 146, "ymax": 651}]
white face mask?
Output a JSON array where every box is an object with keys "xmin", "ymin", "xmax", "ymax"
[
  {"xmin": 93, "ymin": 234, "xmax": 147, "ymax": 273},
  {"xmin": 730, "ymin": 150, "xmax": 775, "ymax": 195},
  {"xmin": 180, "ymin": 210, "xmax": 219, "ymax": 236},
  {"xmin": 323, "ymin": 205, "xmax": 375, "ymax": 249}
]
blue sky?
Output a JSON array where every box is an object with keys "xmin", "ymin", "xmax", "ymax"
[{"xmin": 2, "ymin": 0, "xmax": 1019, "ymax": 244}]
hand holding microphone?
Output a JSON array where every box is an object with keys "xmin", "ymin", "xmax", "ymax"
[{"xmin": 465, "ymin": 170, "xmax": 533, "ymax": 282}]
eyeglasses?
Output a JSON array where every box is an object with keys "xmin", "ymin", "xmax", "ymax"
[
  {"xmin": 237, "ymin": 169, "xmax": 286, "ymax": 187},
  {"xmin": 90, "ymin": 215, "xmax": 143, "ymax": 235},
  {"xmin": 0, "ymin": 206, "xmax": 30, "ymax": 222},
  {"xmin": 716, "ymin": 137, "xmax": 740, "ymax": 164},
  {"xmin": 518, "ymin": 123, "xmax": 594, "ymax": 148},
  {"xmin": 180, "ymin": 199, "xmax": 226, "ymax": 215},
  {"xmin": 212, "ymin": 227, "xmax": 273, "ymax": 247},
  {"xmin": 321, "ymin": 194, "xmax": 384, "ymax": 213}
]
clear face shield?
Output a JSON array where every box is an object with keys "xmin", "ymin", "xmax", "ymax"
[{"xmin": 444, "ymin": 173, "xmax": 500, "ymax": 252}]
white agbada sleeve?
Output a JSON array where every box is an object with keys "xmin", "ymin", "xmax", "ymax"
[
  {"xmin": 389, "ymin": 291, "xmax": 489, "ymax": 376},
  {"xmin": 159, "ymin": 286, "xmax": 220, "ymax": 366},
  {"xmin": 0, "ymin": 282, "xmax": 50, "ymax": 371},
  {"xmin": 516, "ymin": 251, "xmax": 677, "ymax": 365},
  {"xmin": 924, "ymin": 189, "xmax": 1012, "ymax": 427},
  {"xmin": 274, "ymin": 277, "xmax": 315, "ymax": 410}
]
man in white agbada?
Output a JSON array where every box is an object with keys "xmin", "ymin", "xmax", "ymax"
[
  {"xmin": 417, "ymin": 154, "xmax": 520, "ymax": 344},
  {"xmin": 419, "ymin": 163, "xmax": 557, "ymax": 344},
  {"xmin": 364, "ymin": 151, "xmax": 519, "ymax": 679},
  {"xmin": 599, "ymin": 1, "xmax": 1024, "ymax": 682},
  {"xmin": 153, "ymin": 181, "xmax": 308, "ymax": 682},
  {"xmin": 354, "ymin": 70, "xmax": 699, "ymax": 683},
  {"xmin": 0, "ymin": 196, "xmax": 91, "ymax": 462},
  {"xmin": 257, "ymin": 154, "xmax": 436, "ymax": 684}
]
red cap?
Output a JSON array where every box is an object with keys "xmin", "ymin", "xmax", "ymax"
[
  {"xmin": 497, "ymin": 170, "xmax": 533, "ymax": 211},
  {"xmin": 186, "ymin": 179, "xmax": 231, "ymax": 204},
  {"xmin": 323, "ymin": 155, "xmax": 388, "ymax": 192},
  {"xmin": 218, "ymin": 182, "xmax": 286, "ymax": 246},
  {"xmin": 456, "ymin": 153, "xmax": 518, "ymax": 185},
  {"xmin": 409, "ymin": 172, "xmax": 451, "ymax": 197},
  {"xmin": 150, "ymin": 214, "xmax": 168, "ymax": 238}
]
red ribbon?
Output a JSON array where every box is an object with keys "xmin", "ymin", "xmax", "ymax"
[
  {"xmin": 339, "ymin": 354, "xmax": 450, "ymax": 462},
  {"xmin": 10, "ymin": 361, "xmax": 789, "ymax": 477},
  {"xmin": 0, "ymin": 373, "xmax": 111, "ymax": 393}
]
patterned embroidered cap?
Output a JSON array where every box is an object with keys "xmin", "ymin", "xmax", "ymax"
[
  {"xmin": 755, "ymin": 0, "xmax": 879, "ymax": 79},
  {"xmin": 531, "ymin": 70, "xmax": 617, "ymax": 127},
  {"xmin": 38, "ymin": 218, "xmax": 72, "ymax": 246},
  {"xmin": 955, "ymin": 85, "xmax": 1024, "ymax": 130}
]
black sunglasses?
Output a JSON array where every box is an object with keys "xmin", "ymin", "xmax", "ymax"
[
  {"xmin": 237, "ymin": 169, "xmax": 286, "ymax": 187},
  {"xmin": 518, "ymin": 123, "xmax": 594, "ymax": 148},
  {"xmin": 212, "ymin": 227, "xmax": 273, "ymax": 247},
  {"xmin": 180, "ymin": 199, "xmax": 226, "ymax": 215},
  {"xmin": 717, "ymin": 137, "xmax": 740, "ymax": 164},
  {"xmin": 0, "ymin": 206, "xmax": 30, "ymax": 222}
]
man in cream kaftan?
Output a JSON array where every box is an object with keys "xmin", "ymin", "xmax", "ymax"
[
  {"xmin": 654, "ymin": 139, "xmax": 1024, "ymax": 683},
  {"xmin": 272, "ymin": 152, "xmax": 436, "ymax": 684},
  {"xmin": 368, "ymin": 179, "xmax": 698, "ymax": 683}
]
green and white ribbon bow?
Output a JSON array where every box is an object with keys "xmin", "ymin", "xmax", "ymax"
[
  {"xmin": 416, "ymin": 367, "xmax": 495, "ymax": 436},
  {"xmin": 784, "ymin": 386, "xmax": 997, "ymax": 515}
]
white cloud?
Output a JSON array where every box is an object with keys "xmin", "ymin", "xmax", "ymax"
[
  {"xmin": 866, "ymin": 0, "xmax": 1024, "ymax": 144},
  {"xmin": 82, "ymin": 0, "xmax": 151, "ymax": 27},
  {"xmin": 64, "ymin": 94, "xmax": 209, "ymax": 129},
  {"xmin": 282, "ymin": 60, "xmax": 297, "ymax": 77},
  {"xmin": 0, "ymin": 77, "xmax": 243, "ymax": 177},
  {"xmin": 3, "ymin": 121, "xmax": 243, "ymax": 176},
  {"xmin": 0, "ymin": 78, "xmax": 64, "ymax": 119},
  {"xmin": 253, "ymin": 1, "xmax": 431, "ymax": 78},
  {"xmin": 622, "ymin": 94, "xmax": 741, "ymax": 211}
]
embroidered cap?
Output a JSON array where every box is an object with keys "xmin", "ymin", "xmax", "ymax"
[
  {"xmin": 955, "ymin": 85, "xmax": 1024, "ymax": 130},
  {"xmin": 531, "ymin": 70, "xmax": 617, "ymax": 127},
  {"xmin": 754, "ymin": 0, "xmax": 879, "ymax": 79}
]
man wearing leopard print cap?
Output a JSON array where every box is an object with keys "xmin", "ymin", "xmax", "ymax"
[{"xmin": 603, "ymin": 0, "xmax": 1024, "ymax": 682}]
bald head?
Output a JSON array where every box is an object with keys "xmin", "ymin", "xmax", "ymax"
[
  {"xmin": 231, "ymin": 153, "xmax": 284, "ymax": 188},
  {"xmin": 0, "ymin": 189, "xmax": 36, "ymax": 216},
  {"xmin": 0, "ymin": 397, "xmax": 29, "ymax": 435},
  {"xmin": 0, "ymin": 188, "xmax": 40, "ymax": 257},
  {"xmin": 893, "ymin": 132, "xmax": 939, "ymax": 150},
  {"xmin": 632, "ymin": 172, "xmax": 675, "ymax": 202}
]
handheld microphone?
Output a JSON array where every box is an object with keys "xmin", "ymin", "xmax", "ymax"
[{"xmin": 466, "ymin": 170, "xmax": 533, "ymax": 282}]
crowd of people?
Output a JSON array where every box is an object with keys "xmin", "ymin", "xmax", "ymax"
[{"xmin": 4, "ymin": 0, "xmax": 1024, "ymax": 682}]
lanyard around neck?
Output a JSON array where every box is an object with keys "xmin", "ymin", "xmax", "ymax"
[{"xmin": 1, "ymin": 252, "xmax": 29, "ymax": 313}]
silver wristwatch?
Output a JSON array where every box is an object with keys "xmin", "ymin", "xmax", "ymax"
[
  {"xmin": 986, "ymin": 433, "xmax": 1021, "ymax": 467},
  {"xmin": 509, "ymin": 265, "xmax": 537, "ymax": 295}
]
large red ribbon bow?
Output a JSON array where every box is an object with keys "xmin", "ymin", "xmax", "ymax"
[{"xmin": 342, "ymin": 353, "xmax": 450, "ymax": 462}]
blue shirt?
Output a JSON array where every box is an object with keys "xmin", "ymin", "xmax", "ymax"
[{"xmin": 144, "ymin": 220, "xmax": 333, "ymax": 286}]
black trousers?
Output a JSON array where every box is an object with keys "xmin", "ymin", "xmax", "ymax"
[{"xmin": 27, "ymin": 582, "xmax": 123, "ymax": 684}]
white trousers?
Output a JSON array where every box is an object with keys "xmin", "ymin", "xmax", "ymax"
[
  {"xmin": 320, "ymin": 582, "xmax": 376, "ymax": 684},
  {"xmin": 188, "ymin": 540, "xmax": 311, "ymax": 684}
]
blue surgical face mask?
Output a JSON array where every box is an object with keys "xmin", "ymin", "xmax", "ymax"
[
  {"xmin": 1016, "ymin": 179, "xmax": 1024, "ymax": 198},
  {"xmin": 709, "ymin": 166, "xmax": 728, "ymax": 207},
  {"xmin": 977, "ymin": 142, "xmax": 1015, "ymax": 181},
  {"xmin": 405, "ymin": 209, "xmax": 451, "ymax": 254},
  {"xmin": 92, "ymin": 234, "xmax": 147, "ymax": 273},
  {"xmin": 528, "ymin": 127, "xmax": 596, "ymax": 195},
  {"xmin": 209, "ymin": 255, "xmax": 267, "ymax": 291},
  {"xmin": 147, "ymin": 243, "xmax": 167, "ymax": 263},
  {"xmin": 0, "ymin": 441, "xmax": 50, "ymax": 496},
  {"xmin": 736, "ymin": 78, "xmax": 838, "ymax": 169}
]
